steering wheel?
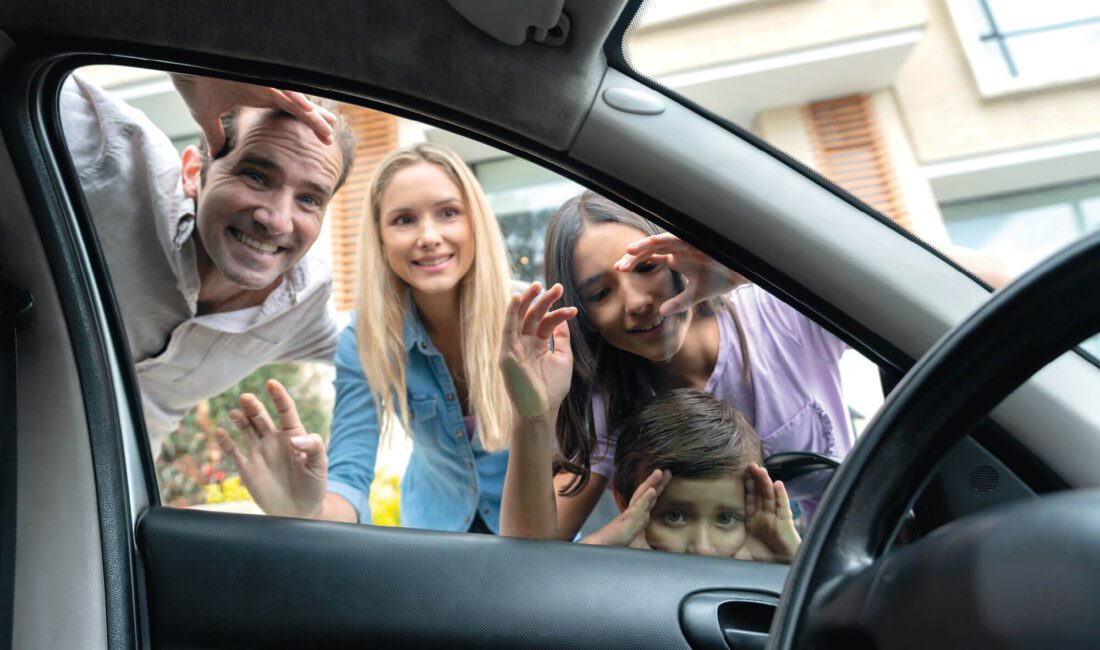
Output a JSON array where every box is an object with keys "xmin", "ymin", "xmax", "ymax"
[{"xmin": 770, "ymin": 230, "xmax": 1100, "ymax": 649}]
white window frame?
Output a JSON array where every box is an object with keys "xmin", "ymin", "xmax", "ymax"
[{"xmin": 944, "ymin": 0, "xmax": 1100, "ymax": 97}]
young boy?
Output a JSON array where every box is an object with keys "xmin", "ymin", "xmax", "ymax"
[{"xmin": 581, "ymin": 389, "xmax": 801, "ymax": 563}]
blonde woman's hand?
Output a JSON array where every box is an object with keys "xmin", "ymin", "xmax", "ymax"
[
  {"xmin": 170, "ymin": 74, "xmax": 336, "ymax": 155},
  {"xmin": 615, "ymin": 233, "xmax": 747, "ymax": 316},
  {"xmin": 741, "ymin": 463, "xmax": 801, "ymax": 564},
  {"xmin": 215, "ymin": 379, "xmax": 329, "ymax": 519},
  {"xmin": 581, "ymin": 469, "xmax": 671, "ymax": 549},
  {"xmin": 500, "ymin": 282, "xmax": 577, "ymax": 424}
]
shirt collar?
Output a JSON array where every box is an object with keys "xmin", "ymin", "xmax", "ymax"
[{"xmin": 402, "ymin": 290, "xmax": 435, "ymax": 354}]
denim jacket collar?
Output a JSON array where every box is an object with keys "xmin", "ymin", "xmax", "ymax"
[{"xmin": 402, "ymin": 290, "xmax": 437, "ymax": 355}]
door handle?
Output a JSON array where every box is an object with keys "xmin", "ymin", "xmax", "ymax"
[{"xmin": 681, "ymin": 590, "xmax": 778, "ymax": 650}]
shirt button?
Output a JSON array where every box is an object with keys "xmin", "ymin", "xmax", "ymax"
[
  {"xmin": 419, "ymin": 341, "xmax": 428, "ymax": 351},
  {"xmin": 446, "ymin": 392, "xmax": 455, "ymax": 401}
]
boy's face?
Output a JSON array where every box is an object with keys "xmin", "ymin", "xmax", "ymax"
[{"xmin": 645, "ymin": 473, "xmax": 751, "ymax": 558}]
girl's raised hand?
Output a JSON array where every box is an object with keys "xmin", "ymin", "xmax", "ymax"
[
  {"xmin": 742, "ymin": 463, "xmax": 801, "ymax": 564},
  {"xmin": 500, "ymin": 282, "xmax": 577, "ymax": 423},
  {"xmin": 580, "ymin": 469, "xmax": 671, "ymax": 549},
  {"xmin": 214, "ymin": 379, "xmax": 329, "ymax": 519},
  {"xmin": 614, "ymin": 233, "xmax": 747, "ymax": 316}
]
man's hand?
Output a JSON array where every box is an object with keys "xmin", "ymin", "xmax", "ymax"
[
  {"xmin": 171, "ymin": 74, "xmax": 336, "ymax": 155},
  {"xmin": 741, "ymin": 463, "xmax": 801, "ymax": 563},
  {"xmin": 215, "ymin": 378, "xmax": 328, "ymax": 519},
  {"xmin": 500, "ymin": 282, "xmax": 577, "ymax": 424},
  {"xmin": 615, "ymin": 233, "xmax": 747, "ymax": 316},
  {"xmin": 580, "ymin": 469, "xmax": 671, "ymax": 549}
]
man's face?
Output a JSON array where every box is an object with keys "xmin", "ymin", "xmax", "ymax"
[
  {"xmin": 182, "ymin": 109, "xmax": 344, "ymax": 291},
  {"xmin": 644, "ymin": 473, "xmax": 751, "ymax": 558}
]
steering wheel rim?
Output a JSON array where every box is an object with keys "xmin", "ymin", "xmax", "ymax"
[{"xmin": 769, "ymin": 229, "xmax": 1100, "ymax": 648}]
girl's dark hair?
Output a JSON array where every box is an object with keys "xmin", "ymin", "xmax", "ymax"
[
  {"xmin": 544, "ymin": 191, "xmax": 748, "ymax": 496},
  {"xmin": 612, "ymin": 389, "xmax": 764, "ymax": 500}
]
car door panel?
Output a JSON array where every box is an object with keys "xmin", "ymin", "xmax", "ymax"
[{"xmin": 138, "ymin": 507, "xmax": 786, "ymax": 649}]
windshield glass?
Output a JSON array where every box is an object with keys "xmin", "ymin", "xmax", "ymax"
[{"xmin": 625, "ymin": 0, "xmax": 1100, "ymax": 360}]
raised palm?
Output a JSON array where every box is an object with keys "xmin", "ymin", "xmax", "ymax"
[
  {"xmin": 500, "ymin": 282, "xmax": 577, "ymax": 423},
  {"xmin": 742, "ymin": 463, "xmax": 801, "ymax": 563},
  {"xmin": 215, "ymin": 378, "xmax": 328, "ymax": 519}
]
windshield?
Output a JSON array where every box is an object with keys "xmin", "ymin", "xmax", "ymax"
[{"xmin": 625, "ymin": 0, "xmax": 1100, "ymax": 361}]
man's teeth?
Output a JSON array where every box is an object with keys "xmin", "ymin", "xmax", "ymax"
[
  {"xmin": 233, "ymin": 229, "xmax": 278, "ymax": 254},
  {"xmin": 633, "ymin": 316, "xmax": 664, "ymax": 332}
]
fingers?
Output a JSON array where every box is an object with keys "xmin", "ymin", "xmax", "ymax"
[
  {"xmin": 269, "ymin": 88, "xmax": 335, "ymax": 145},
  {"xmin": 266, "ymin": 378, "xmax": 303, "ymax": 432},
  {"xmin": 504, "ymin": 291, "xmax": 523, "ymax": 346},
  {"xmin": 238, "ymin": 392, "xmax": 277, "ymax": 438},
  {"xmin": 290, "ymin": 433, "xmax": 328, "ymax": 473},
  {"xmin": 215, "ymin": 427, "xmax": 248, "ymax": 470},
  {"xmin": 616, "ymin": 234, "xmax": 689, "ymax": 270},
  {"xmin": 747, "ymin": 463, "xmax": 777, "ymax": 515},
  {"xmin": 199, "ymin": 117, "xmax": 227, "ymax": 157},
  {"xmin": 744, "ymin": 464, "xmax": 758, "ymax": 518},
  {"xmin": 631, "ymin": 468, "xmax": 672, "ymax": 506},
  {"xmin": 522, "ymin": 283, "xmax": 562, "ymax": 336},
  {"xmin": 535, "ymin": 306, "xmax": 577, "ymax": 340},
  {"xmin": 658, "ymin": 288, "xmax": 696, "ymax": 317},
  {"xmin": 228, "ymin": 408, "xmax": 259, "ymax": 447},
  {"xmin": 774, "ymin": 480, "xmax": 794, "ymax": 522}
]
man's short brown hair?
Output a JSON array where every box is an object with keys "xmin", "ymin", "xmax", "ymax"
[
  {"xmin": 612, "ymin": 389, "xmax": 764, "ymax": 499},
  {"xmin": 198, "ymin": 99, "xmax": 356, "ymax": 192}
]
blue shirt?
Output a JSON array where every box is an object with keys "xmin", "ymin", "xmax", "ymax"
[{"xmin": 325, "ymin": 308, "xmax": 508, "ymax": 533}]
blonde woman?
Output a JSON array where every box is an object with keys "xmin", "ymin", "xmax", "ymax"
[{"xmin": 216, "ymin": 143, "xmax": 515, "ymax": 532}]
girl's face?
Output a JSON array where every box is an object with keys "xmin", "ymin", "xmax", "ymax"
[
  {"xmin": 572, "ymin": 222, "xmax": 689, "ymax": 362},
  {"xmin": 378, "ymin": 162, "xmax": 475, "ymax": 301}
]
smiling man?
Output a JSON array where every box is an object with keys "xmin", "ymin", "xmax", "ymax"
[{"xmin": 61, "ymin": 72, "xmax": 356, "ymax": 455}]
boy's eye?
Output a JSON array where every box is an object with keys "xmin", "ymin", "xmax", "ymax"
[
  {"xmin": 662, "ymin": 510, "xmax": 686, "ymax": 525},
  {"xmin": 716, "ymin": 511, "xmax": 742, "ymax": 527}
]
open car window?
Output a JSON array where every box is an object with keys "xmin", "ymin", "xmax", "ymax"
[{"xmin": 60, "ymin": 64, "xmax": 888, "ymax": 552}]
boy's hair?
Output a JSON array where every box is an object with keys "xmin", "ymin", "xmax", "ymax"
[{"xmin": 612, "ymin": 389, "xmax": 764, "ymax": 499}]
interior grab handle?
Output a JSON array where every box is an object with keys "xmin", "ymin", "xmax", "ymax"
[{"xmin": 681, "ymin": 590, "xmax": 779, "ymax": 650}]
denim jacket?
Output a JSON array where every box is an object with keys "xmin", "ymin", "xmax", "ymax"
[{"xmin": 326, "ymin": 307, "xmax": 508, "ymax": 533}]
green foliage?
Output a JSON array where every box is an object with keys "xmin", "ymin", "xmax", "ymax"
[{"xmin": 156, "ymin": 362, "xmax": 331, "ymax": 506}]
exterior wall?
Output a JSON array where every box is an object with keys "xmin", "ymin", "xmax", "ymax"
[
  {"xmin": 895, "ymin": 0, "xmax": 1100, "ymax": 164},
  {"xmin": 630, "ymin": 0, "xmax": 926, "ymax": 76}
]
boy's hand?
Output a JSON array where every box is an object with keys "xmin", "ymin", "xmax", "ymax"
[
  {"xmin": 214, "ymin": 379, "xmax": 328, "ymax": 519},
  {"xmin": 742, "ymin": 463, "xmax": 801, "ymax": 564},
  {"xmin": 580, "ymin": 469, "xmax": 671, "ymax": 549},
  {"xmin": 500, "ymin": 282, "xmax": 577, "ymax": 424}
]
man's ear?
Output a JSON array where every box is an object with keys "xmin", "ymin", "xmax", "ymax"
[
  {"xmin": 180, "ymin": 145, "xmax": 203, "ymax": 200},
  {"xmin": 612, "ymin": 485, "xmax": 629, "ymax": 513}
]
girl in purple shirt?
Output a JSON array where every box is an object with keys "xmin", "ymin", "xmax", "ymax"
[{"xmin": 499, "ymin": 192, "xmax": 852, "ymax": 543}]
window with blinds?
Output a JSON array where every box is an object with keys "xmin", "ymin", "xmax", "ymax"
[
  {"xmin": 329, "ymin": 106, "xmax": 399, "ymax": 311},
  {"xmin": 803, "ymin": 95, "xmax": 911, "ymax": 231}
]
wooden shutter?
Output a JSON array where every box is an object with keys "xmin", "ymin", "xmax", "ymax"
[
  {"xmin": 803, "ymin": 95, "xmax": 910, "ymax": 230},
  {"xmin": 329, "ymin": 106, "xmax": 398, "ymax": 311}
]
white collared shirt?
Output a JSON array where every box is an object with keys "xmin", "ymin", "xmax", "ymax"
[{"xmin": 61, "ymin": 74, "xmax": 340, "ymax": 456}]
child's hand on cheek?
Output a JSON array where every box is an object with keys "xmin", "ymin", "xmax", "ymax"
[
  {"xmin": 742, "ymin": 463, "xmax": 801, "ymax": 564},
  {"xmin": 580, "ymin": 469, "xmax": 671, "ymax": 549}
]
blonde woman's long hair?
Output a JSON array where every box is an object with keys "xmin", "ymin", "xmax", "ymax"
[{"xmin": 355, "ymin": 142, "xmax": 513, "ymax": 452}]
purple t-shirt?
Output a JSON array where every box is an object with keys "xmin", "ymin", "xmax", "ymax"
[{"xmin": 591, "ymin": 284, "xmax": 853, "ymax": 480}]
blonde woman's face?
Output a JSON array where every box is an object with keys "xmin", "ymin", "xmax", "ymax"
[{"xmin": 378, "ymin": 162, "xmax": 475, "ymax": 301}]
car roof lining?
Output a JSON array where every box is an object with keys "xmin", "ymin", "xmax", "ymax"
[{"xmin": 1, "ymin": 0, "xmax": 625, "ymax": 152}]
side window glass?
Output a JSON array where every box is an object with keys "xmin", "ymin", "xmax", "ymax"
[{"xmin": 63, "ymin": 64, "xmax": 880, "ymax": 562}]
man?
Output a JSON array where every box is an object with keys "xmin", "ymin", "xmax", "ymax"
[{"xmin": 61, "ymin": 71, "xmax": 356, "ymax": 455}]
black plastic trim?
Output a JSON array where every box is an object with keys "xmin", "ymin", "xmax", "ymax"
[{"xmin": 0, "ymin": 50, "xmax": 141, "ymax": 648}]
